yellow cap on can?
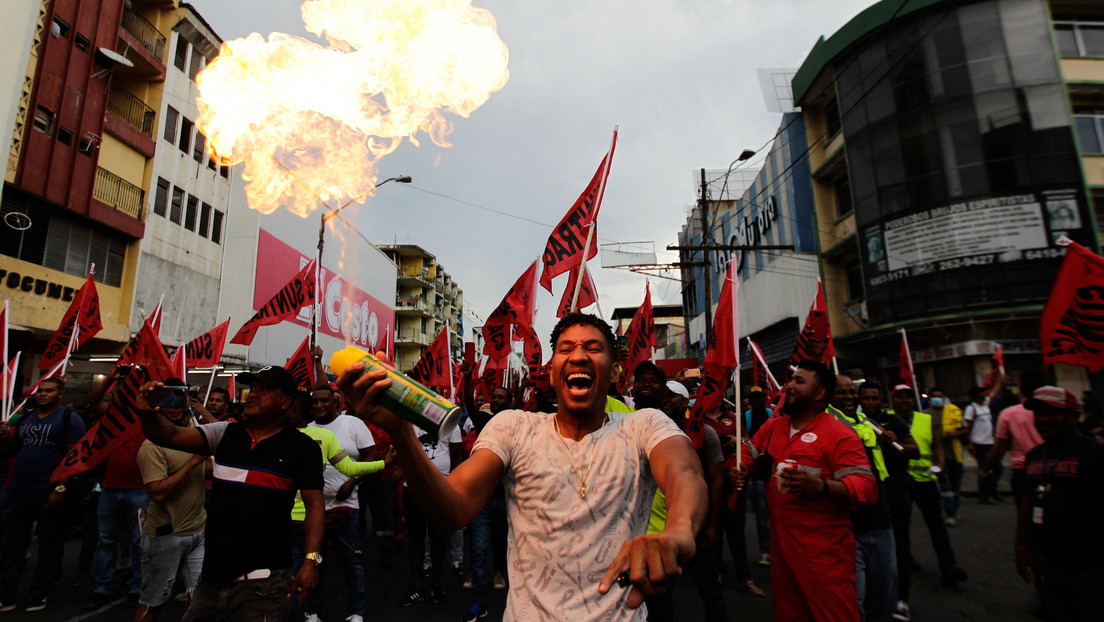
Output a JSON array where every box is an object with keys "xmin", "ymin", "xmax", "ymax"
[{"xmin": 329, "ymin": 346, "xmax": 369, "ymax": 377}]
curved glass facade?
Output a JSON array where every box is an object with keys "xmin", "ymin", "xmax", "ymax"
[{"xmin": 837, "ymin": 0, "xmax": 1096, "ymax": 325}]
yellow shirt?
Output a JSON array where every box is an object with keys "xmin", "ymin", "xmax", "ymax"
[
  {"xmin": 291, "ymin": 426, "xmax": 385, "ymax": 521},
  {"xmin": 940, "ymin": 403, "xmax": 964, "ymax": 463}
]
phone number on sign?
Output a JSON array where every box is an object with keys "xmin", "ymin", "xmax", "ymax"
[{"xmin": 936, "ymin": 254, "xmax": 994, "ymax": 271}]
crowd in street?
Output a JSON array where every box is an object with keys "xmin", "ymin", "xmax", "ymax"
[{"xmin": 0, "ymin": 312, "xmax": 1099, "ymax": 622}]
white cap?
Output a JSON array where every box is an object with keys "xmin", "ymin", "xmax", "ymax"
[{"xmin": 666, "ymin": 380, "xmax": 689, "ymax": 399}]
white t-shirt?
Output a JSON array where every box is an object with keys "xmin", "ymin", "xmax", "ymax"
[
  {"xmin": 964, "ymin": 400, "xmax": 994, "ymax": 445},
  {"xmin": 310, "ymin": 415, "xmax": 375, "ymax": 510},
  {"xmin": 409, "ymin": 424, "xmax": 462, "ymax": 482},
  {"xmin": 474, "ymin": 408, "xmax": 684, "ymax": 622}
]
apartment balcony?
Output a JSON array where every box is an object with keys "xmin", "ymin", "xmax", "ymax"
[
  {"xmin": 92, "ymin": 167, "xmax": 144, "ymax": 220},
  {"xmin": 107, "ymin": 86, "xmax": 156, "ymax": 138},
  {"xmin": 395, "ymin": 296, "xmax": 432, "ymax": 317},
  {"xmin": 396, "ymin": 267, "xmax": 434, "ymax": 288},
  {"xmin": 121, "ymin": 8, "xmax": 166, "ymax": 60},
  {"xmin": 396, "ymin": 331, "xmax": 430, "ymax": 346}
]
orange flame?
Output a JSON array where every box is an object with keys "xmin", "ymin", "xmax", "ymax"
[{"xmin": 196, "ymin": 0, "xmax": 510, "ymax": 216}]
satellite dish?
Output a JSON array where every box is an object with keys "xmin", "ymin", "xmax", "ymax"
[
  {"xmin": 96, "ymin": 47, "xmax": 134, "ymax": 68},
  {"xmin": 4, "ymin": 212, "xmax": 31, "ymax": 231}
]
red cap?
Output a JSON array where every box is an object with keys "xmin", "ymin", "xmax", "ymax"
[
  {"xmin": 1024, "ymin": 386, "xmax": 1079, "ymax": 411},
  {"xmin": 893, "ymin": 384, "xmax": 913, "ymax": 394}
]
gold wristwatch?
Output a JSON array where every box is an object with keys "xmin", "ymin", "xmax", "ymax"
[{"xmin": 305, "ymin": 552, "xmax": 323, "ymax": 566}]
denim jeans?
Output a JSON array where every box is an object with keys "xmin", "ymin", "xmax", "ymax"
[
  {"xmin": 748, "ymin": 480, "xmax": 770, "ymax": 554},
  {"xmin": 93, "ymin": 487, "xmax": 150, "ymax": 596},
  {"xmin": 0, "ymin": 487, "xmax": 67, "ymax": 602},
  {"xmin": 856, "ymin": 527, "xmax": 898, "ymax": 622},
  {"xmin": 139, "ymin": 532, "xmax": 205, "ymax": 607},
  {"xmin": 470, "ymin": 496, "xmax": 507, "ymax": 607},
  {"xmin": 182, "ymin": 568, "xmax": 291, "ymax": 622},
  {"xmin": 939, "ymin": 460, "xmax": 963, "ymax": 518}
]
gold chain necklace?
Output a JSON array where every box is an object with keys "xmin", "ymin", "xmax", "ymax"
[{"xmin": 554, "ymin": 414, "xmax": 609, "ymax": 500}]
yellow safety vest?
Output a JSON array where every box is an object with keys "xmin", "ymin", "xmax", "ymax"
[
  {"xmin": 893, "ymin": 410, "xmax": 935, "ymax": 483},
  {"xmin": 829, "ymin": 406, "xmax": 889, "ymax": 482}
]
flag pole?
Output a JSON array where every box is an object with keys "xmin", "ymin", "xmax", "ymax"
[
  {"xmin": 901, "ymin": 328, "xmax": 922, "ymax": 407},
  {"xmin": 569, "ymin": 225, "xmax": 596, "ymax": 313},
  {"xmin": 202, "ymin": 366, "xmax": 219, "ymax": 404},
  {"xmin": 729, "ymin": 264, "xmax": 741, "ymax": 471},
  {"xmin": 2, "ymin": 300, "xmax": 8, "ymax": 425}
]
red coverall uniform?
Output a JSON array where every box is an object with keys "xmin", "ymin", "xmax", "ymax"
[{"xmin": 733, "ymin": 410, "xmax": 878, "ymax": 622}]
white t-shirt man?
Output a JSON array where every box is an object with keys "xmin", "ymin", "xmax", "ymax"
[
  {"xmin": 407, "ymin": 424, "xmax": 463, "ymax": 484},
  {"xmin": 474, "ymin": 408, "xmax": 684, "ymax": 622},
  {"xmin": 310, "ymin": 414, "xmax": 376, "ymax": 510},
  {"xmin": 964, "ymin": 399, "xmax": 995, "ymax": 445}
]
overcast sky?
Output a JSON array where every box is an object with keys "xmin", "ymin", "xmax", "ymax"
[{"xmin": 187, "ymin": 0, "xmax": 875, "ymax": 347}]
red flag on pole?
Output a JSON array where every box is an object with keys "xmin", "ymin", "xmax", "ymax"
[
  {"xmin": 227, "ymin": 373, "xmax": 238, "ymax": 402},
  {"xmin": 169, "ymin": 344, "xmax": 187, "ymax": 381},
  {"xmin": 784, "ymin": 281, "xmax": 835, "ymax": 378},
  {"xmin": 557, "ymin": 265, "xmax": 598, "ymax": 317},
  {"xmin": 230, "ymin": 259, "xmax": 317, "ymax": 346},
  {"xmin": 51, "ymin": 321, "xmax": 174, "ymax": 482},
  {"xmin": 539, "ymin": 129, "xmax": 617, "ymax": 293},
  {"xmin": 620, "ymin": 282, "xmax": 656, "ymax": 392},
  {"xmin": 146, "ymin": 295, "xmax": 164, "ymax": 337},
  {"xmin": 706, "ymin": 261, "xmax": 739, "ymax": 367},
  {"xmin": 982, "ymin": 343, "xmax": 1005, "ymax": 390},
  {"xmin": 686, "ymin": 360, "xmax": 729, "ymax": 447},
  {"xmin": 516, "ymin": 324, "xmax": 543, "ymax": 378},
  {"xmin": 748, "ymin": 338, "xmax": 779, "ymax": 392},
  {"xmin": 3, "ymin": 353, "xmax": 20, "ymax": 421},
  {"xmin": 39, "ymin": 270, "xmax": 102, "ymax": 370},
  {"xmin": 183, "ymin": 319, "xmax": 231, "ymax": 369},
  {"xmin": 285, "ymin": 335, "xmax": 316, "ymax": 389},
  {"xmin": 898, "ymin": 329, "xmax": 914, "ymax": 387},
  {"xmin": 410, "ymin": 326, "xmax": 452, "ymax": 393},
  {"xmin": 482, "ymin": 261, "xmax": 539, "ymax": 362},
  {"xmin": 1040, "ymin": 241, "xmax": 1104, "ymax": 373}
]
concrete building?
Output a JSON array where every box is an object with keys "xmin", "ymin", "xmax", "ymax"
[
  {"xmin": 377, "ymin": 244, "xmax": 464, "ymax": 373},
  {"xmin": 793, "ymin": 0, "xmax": 1104, "ymax": 398}
]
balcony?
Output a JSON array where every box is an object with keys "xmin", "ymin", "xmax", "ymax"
[
  {"xmin": 107, "ymin": 86, "xmax": 156, "ymax": 138},
  {"xmin": 121, "ymin": 8, "xmax": 166, "ymax": 60},
  {"xmin": 396, "ymin": 331, "xmax": 430, "ymax": 346},
  {"xmin": 92, "ymin": 167, "xmax": 144, "ymax": 220},
  {"xmin": 396, "ymin": 267, "xmax": 434, "ymax": 288},
  {"xmin": 396, "ymin": 295, "xmax": 432, "ymax": 316}
]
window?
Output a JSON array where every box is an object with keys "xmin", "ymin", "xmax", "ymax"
[
  {"xmin": 33, "ymin": 106, "xmax": 54, "ymax": 135},
  {"xmin": 1053, "ymin": 22, "xmax": 1104, "ymax": 57},
  {"xmin": 1075, "ymin": 109, "xmax": 1104, "ymax": 153},
  {"xmin": 163, "ymin": 106, "xmax": 179, "ymax": 143},
  {"xmin": 219, "ymin": 163, "xmax": 229, "ymax": 179},
  {"xmin": 56, "ymin": 127, "xmax": 74, "ymax": 146},
  {"xmin": 846, "ymin": 259, "xmax": 864, "ymax": 302},
  {"xmin": 41, "ymin": 214, "xmax": 126, "ymax": 287},
  {"xmin": 834, "ymin": 174, "xmax": 854, "ymax": 217},
  {"xmin": 184, "ymin": 196, "xmax": 198, "ymax": 231},
  {"xmin": 74, "ymin": 33, "xmax": 90, "ymax": 53},
  {"xmin": 825, "ymin": 94, "xmax": 842, "ymax": 138},
  {"xmin": 178, "ymin": 118, "xmax": 193, "ymax": 154},
  {"xmin": 174, "ymin": 35, "xmax": 189, "ymax": 71},
  {"xmin": 193, "ymin": 132, "xmax": 206, "ymax": 163},
  {"xmin": 152, "ymin": 177, "xmax": 170, "ymax": 217},
  {"xmin": 51, "ymin": 16, "xmax": 70, "ymax": 38},
  {"xmin": 188, "ymin": 51, "xmax": 205, "ymax": 80},
  {"xmin": 78, "ymin": 137, "xmax": 94, "ymax": 156},
  {"xmin": 170, "ymin": 187, "xmax": 184, "ymax": 224},
  {"xmin": 207, "ymin": 154, "xmax": 216, "ymax": 170},
  {"xmin": 211, "ymin": 210, "xmax": 224, "ymax": 244},
  {"xmin": 199, "ymin": 202, "xmax": 212, "ymax": 237}
]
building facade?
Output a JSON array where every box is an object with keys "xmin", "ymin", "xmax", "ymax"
[
  {"xmin": 378, "ymin": 244, "xmax": 464, "ymax": 373},
  {"xmin": 793, "ymin": 0, "xmax": 1103, "ymax": 397}
]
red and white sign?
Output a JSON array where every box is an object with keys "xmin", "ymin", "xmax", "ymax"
[{"xmin": 255, "ymin": 229, "xmax": 394, "ymax": 353}]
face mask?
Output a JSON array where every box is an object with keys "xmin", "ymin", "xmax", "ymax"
[{"xmin": 930, "ymin": 397, "xmax": 944, "ymax": 407}]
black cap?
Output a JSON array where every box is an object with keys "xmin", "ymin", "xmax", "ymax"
[
  {"xmin": 634, "ymin": 360, "xmax": 666, "ymax": 382},
  {"xmin": 238, "ymin": 366, "xmax": 299, "ymax": 396}
]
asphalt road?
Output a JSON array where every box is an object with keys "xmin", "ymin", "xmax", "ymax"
[{"xmin": 1, "ymin": 465, "xmax": 1040, "ymax": 621}]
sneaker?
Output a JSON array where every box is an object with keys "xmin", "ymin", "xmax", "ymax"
[
  {"xmin": 944, "ymin": 516, "xmax": 958, "ymax": 527},
  {"xmin": 942, "ymin": 566, "xmax": 968, "ymax": 588},
  {"xmin": 893, "ymin": 600, "xmax": 911, "ymax": 621},
  {"xmin": 757, "ymin": 553, "xmax": 771, "ymax": 566},
  {"xmin": 398, "ymin": 589, "xmax": 425, "ymax": 607},
  {"xmin": 24, "ymin": 598, "xmax": 46, "ymax": 613},
  {"xmin": 0, "ymin": 603, "xmax": 15, "ymax": 613},
  {"xmin": 462, "ymin": 575, "xmax": 473, "ymax": 589},
  {"xmin": 493, "ymin": 571, "xmax": 507, "ymax": 590},
  {"xmin": 430, "ymin": 584, "xmax": 446, "ymax": 603},
  {"xmin": 460, "ymin": 604, "xmax": 488, "ymax": 622},
  {"xmin": 303, "ymin": 614, "xmax": 321, "ymax": 622},
  {"xmin": 452, "ymin": 563, "xmax": 466, "ymax": 577},
  {"xmin": 346, "ymin": 616, "xmax": 363, "ymax": 622}
]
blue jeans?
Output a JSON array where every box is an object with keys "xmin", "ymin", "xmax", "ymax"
[
  {"xmin": 856, "ymin": 527, "xmax": 898, "ymax": 622},
  {"xmin": 939, "ymin": 461, "xmax": 963, "ymax": 518},
  {"xmin": 183, "ymin": 568, "xmax": 291, "ymax": 622},
  {"xmin": 748, "ymin": 480, "xmax": 770, "ymax": 554},
  {"xmin": 0, "ymin": 487, "xmax": 67, "ymax": 602},
  {"xmin": 93, "ymin": 487, "xmax": 150, "ymax": 595},
  {"xmin": 292, "ymin": 510, "xmax": 365, "ymax": 618},
  {"xmin": 470, "ymin": 497, "xmax": 507, "ymax": 607}
]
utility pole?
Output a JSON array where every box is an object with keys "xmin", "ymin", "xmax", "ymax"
[{"xmin": 698, "ymin": 168, "xmax": 713, "ymax": 352}]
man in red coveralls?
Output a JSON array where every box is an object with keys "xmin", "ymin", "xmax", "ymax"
[{"xmin": 730, "ymin": 360, "xmax": 877, "ymax": 622}]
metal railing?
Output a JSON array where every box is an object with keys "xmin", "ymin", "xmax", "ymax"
[
  {"xmin": 121, "ymin": 8, "xmax": 166, "ymax": 60},
  {"xmin": 107, "ymin": 86, "xmax": 156, "ymax": 137},
  {"xmin": 397, "ymin": 331, "xmax": 429, "ymax": 346},
  {"xmin": 93, "ymin": 167, "xmax": 144, "ymax": 219}
]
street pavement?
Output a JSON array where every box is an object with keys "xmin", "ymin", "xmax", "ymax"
[{"xmin": 1, "ymin": 465, "xmax": 1041, "ymax": 621}]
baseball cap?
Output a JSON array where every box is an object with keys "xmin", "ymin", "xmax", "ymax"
[
  {"xmin": 238, "ymin": 366, "xmax": 299, "ymax": 396},
  {"xmin": 1024, "ymin": 386, "xmax": 1079, "ymax": 411},
  {"xmin": 893, "ymin": 384, "xmax": 913, "ymax": 394},
  {"xmin": 666, "ymin": 381, "xmax": 689, "ymax": 399},
  {"xmin": 749, "ymin": 386, "xmax": 764, "ymax": 394},
  {"xmin": 634, "ymin": 360, "xmax": 666, "ymax": 382}
]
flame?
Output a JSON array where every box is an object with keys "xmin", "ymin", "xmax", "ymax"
[{"xmin": 196, "ymin": 0, "xmax": 510, "ymax": 216}]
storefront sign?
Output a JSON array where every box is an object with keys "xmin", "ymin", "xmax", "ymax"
[{"xmin": 0, "ymin": 268, "xmax": 78, "ymax": 301}]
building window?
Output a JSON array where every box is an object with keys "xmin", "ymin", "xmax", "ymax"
[
  {"xmin": 74, "ymin": 33, "xmax": 90, "ymax": 53},
  {"xmin": 56, "ymin": 127, "xmax": 74, "ymax": 146},
  {"xmin": 78, "ymin": 137, "xmax": 94, "ymax": 156},
  {"xmin": 207, "ymin": 154, "xmax": 217, "ymax": 170},
  {"xmin": 174, "ymin": 35, "xmax": 189, "ymax": 71},
  {"xmin": 179, "ymin": 118, "xmax": 193, "ymax": 154},
  {"xmin": 170, "ymin": 186, "xmax": 184, "ymax": 224},
  {"xmin": 33, "ymin": 106, "xmax": 54, "ymax": 135},
  {"xmin": 193, "ymin": 132, "xmax": 206, "ymax": 163},
  {"xmin": 220, "ymin": 163, "xmax": 229, "ymax": 179},
  {"xmin": 834, "ymin": 174, "xmax": 854, "ymax": 217},
  {"xmin": 1074, "ymin": 109, "xmax": 1104, "ymax": 153},
  {"xmin": 211, "ymin": 210, "xmax": 224, "ymax": 244},
  {"xmin": 184, "ymin": 195, "xmax": 198, "ymax": 231},
  {"xmin": 199, "ymin": 202, "xmax": 211, "ymax": 237},
  {"xmin": 825, "ymin": 94, "xmax": 842, "ymax": 138},
  {"xmin": 188, "ymin": 51, "xmax": 205, "ymax": 80},
  {"xmin": 152, "ymin": 177, "xmax": 170, "ymax": 217},
  {"xmin": 846, "ymin": 259, "xmax": 864, "ymax": 302},
  {"xmin": 42, "ymin": 215, "xmax": 126, "ymax": 287},
  {"xmin": 51, "ymin": 16, "xmax": 70, "ymax": 38},
  {"xmin": 163, "ymin": 106, "xmax": 179, "ymax": 143},
  {"xmin": 1054, "ymin": 22, "xmax": 1104, "ymax": 58}
]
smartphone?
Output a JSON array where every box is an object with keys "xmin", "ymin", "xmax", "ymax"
[
  {"xmin": 684, "ymin": 368, "xmax": 701, "ymax": 379},
  {"xmin": 149, "ymin": 384, "xmax": 189, "ymax": 409},
  {"xmin": 464, "ymin": 342, "xmax": 475, "ymax": 365},
  {"xmin": 115, "ymin": 364, "xmax": 134, "ymax": 377}
]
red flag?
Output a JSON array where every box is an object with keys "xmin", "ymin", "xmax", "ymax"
[
  {"xmin": 230, "ymin": 259, "xmax": 317, "ymax": 346},
  {"xmin": 556, "ymin": 265, "xmax": 598, "ymax": 317},
  {"xmin": 146, "ymin": 295, "xmax": 164, "ymax": 337},
  {"xmin": 51, "ymin": 321, "xmax": 174, "ymax": 482},
  {"xmin": 169, "ymin": 344, "xmax": 187, "ymax": 381},
  {"xmin": 285, "ymin": 336, "xmax": 316, "ymax": 389},
  {"xmin": 539, "ymin": 130, "xmax": 617, "ymax": 293},
  {"xmin": 748, "ymin": 338, "xmax": 779, "ymax": 392},
  {"xmin": 705, "ymin": 261, "xmax": 739, "ymax": 367},
  {"xmin": 409, "ymin": 326, "xmax": 452, "ymax": 393},
  {"xmin": 686, "ymin": 361, "xmax": 729, "ymax": 450},
  {"xmin": 516, "ymin": 324, "xmax": 543, "ymax": 377},
  {"xmin": 183, "ymin": 319, "xmax": 231, "ymax": 369},
  {"xmin": 784, "ymin": 281, "xmax": 835, "ymax": 378},
  {"xmin": 477, "ymin": 356, "xmax": 506, "ymax": 401},
  {"xmin": 1040, "ymin": 241, "xmax": 1104, "ymax": 372},
  {"xmin": 619, "ymin": 282, "xmax": 656, "ymax": 392},
  {"xmin": 227, "ymin": 373, "xmax": 238, "ymax": 402},
  {"xmin": 993, "ymin": 343, "xmax": 1005, "ymax": 373},
  {"xmin": 482, "ymin": 261, "xmax": 539, "ymax": 362},
  {"xmin": 24, "ymin": 358, "xmax": 66, "ymax": 398},
  {"xmin": 898, "ymin": 329, "xmax": 914, "ymax": 387},
  {"xmin": 39, "ymin": 271, "xmax": 102, "ymax": 370},
  {"xmin": 3, "ymin": 353, "xmax": 20, "ymax": 420}
]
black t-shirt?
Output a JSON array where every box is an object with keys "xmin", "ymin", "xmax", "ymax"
[
  {"xmin": 198, "ymin": 421, "xmax": 323, "ymax": 583},
  {"xmin": 867, "ymin": 411, "xmax": 913, "ymax": 488},
  {"xmin": 1024, "ymin": 434, "xmax": 1104, "ymax": 570}
]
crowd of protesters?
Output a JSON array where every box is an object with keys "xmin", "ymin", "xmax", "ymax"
[{"xmin": 0, "ymin": 312, "xmax": 1100, "ymax": 622}]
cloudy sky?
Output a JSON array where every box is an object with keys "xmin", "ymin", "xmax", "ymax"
[{"xmin": 188, "ymin": 0, "xmax": 874, "ymax": 345}]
